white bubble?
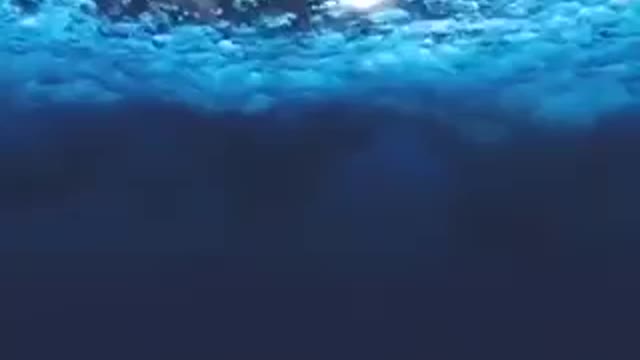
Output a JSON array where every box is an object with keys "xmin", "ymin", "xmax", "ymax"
[{"xmin": 339, "ymin": 0, "xmax": 386, "ymax": 11}]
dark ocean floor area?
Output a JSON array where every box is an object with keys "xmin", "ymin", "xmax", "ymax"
[{"xmin": 2, "ymin": 101, "xmax": 640, "ymax": 357}]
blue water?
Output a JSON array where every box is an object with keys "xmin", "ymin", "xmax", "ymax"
[{"xmin": 3, "ymin": 0, "xmax": 640, "ymax": 357}]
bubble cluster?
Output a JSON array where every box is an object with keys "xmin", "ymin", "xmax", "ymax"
[{"xmin": 1, "ymin": 0, "xmax": 639, "ymax": 126}]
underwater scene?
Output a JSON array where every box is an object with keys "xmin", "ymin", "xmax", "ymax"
[{"xmin": 3, "ymin": 0, "xmax": 640, "ymax": 357}]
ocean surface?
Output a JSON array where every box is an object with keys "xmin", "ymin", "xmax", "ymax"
[{"xmin": 3, "ymin": 0, "xmax": 640, "ymax": 357}]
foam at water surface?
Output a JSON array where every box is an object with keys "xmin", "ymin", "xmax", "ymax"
[{"xmin": 1, "ymin": 0, "xmax": 640, "ymax": 126}]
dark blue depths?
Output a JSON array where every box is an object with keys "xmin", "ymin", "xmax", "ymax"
[{"xmin": 2, "ymin": 100, "xmax": 640, "ymax": 358}]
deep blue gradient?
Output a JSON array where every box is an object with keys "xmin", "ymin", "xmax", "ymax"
[
  {"xmin": 4, "ymin": 0, "xmax": 640, "ymax": 356},
  {"xmin": 2, "ymin": 101, "xmax": 640, "ymax": 357}
]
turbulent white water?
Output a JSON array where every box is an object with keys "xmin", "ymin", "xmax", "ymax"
[{"xmin": 1, "ymin": 0, "xmax": 640, "ymax": 125}]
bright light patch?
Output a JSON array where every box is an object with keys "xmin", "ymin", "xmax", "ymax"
[
  {"xmin": 18, "ymin": 16, "xmax": 39, "ymax": 28},
  {"xmin": 339, "ymin": 0, "xmax": 385, "ymax": 10}
]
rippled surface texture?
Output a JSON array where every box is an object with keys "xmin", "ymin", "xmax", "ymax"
[{"xmin": 3, "ymin": 0, "xmax": 640, "ymax": 124}]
